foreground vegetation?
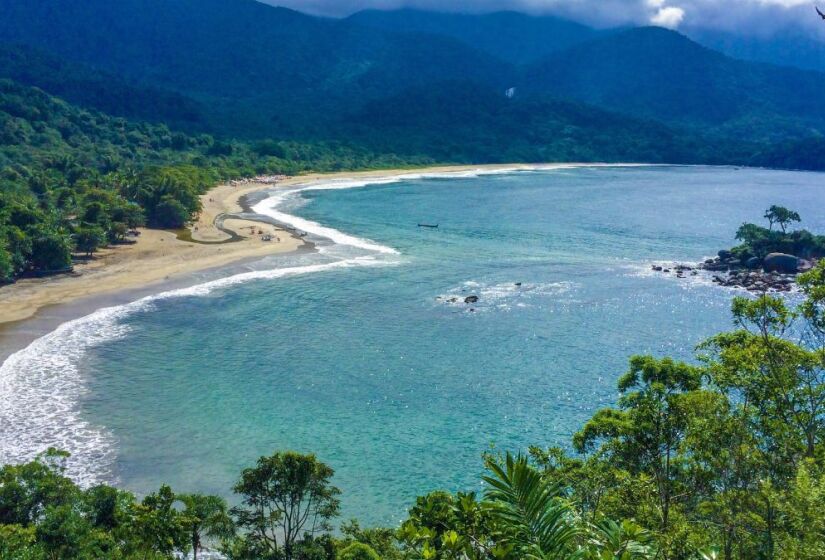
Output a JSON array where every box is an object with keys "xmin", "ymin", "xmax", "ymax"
[{"xmin": 3, "ymin": 261, "xmax": 825, "ymax": 559}]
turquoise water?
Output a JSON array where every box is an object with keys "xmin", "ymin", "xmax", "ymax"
[{"xmin": 4, "ymin": 165, "xmax": 825, "ymax": 526}]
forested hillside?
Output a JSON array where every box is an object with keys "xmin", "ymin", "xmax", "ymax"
[
  {"xmin": 2, "ymin": 0, "xmax": 824, "ymax": 154},
  {"xmin": 0, "ymin": 0, "xmax": 511, "ymax": 136},
  {"xmin": 344, "ymin": 81, "xmax": 737, "ymax": 164},
  {"xmin": 0, "ymin": 44, "xmax": 204, "ymax": 126},
  {"xmin": 0, "ymin": 79, "xmax": 427, "ymax": 281},
  {"xmin": 347, "ymin": 9, "xmax": 600, "ymax": 64},
  {"xmin": 2, "ymin": 0, "xmax": 825, "ymax": 282},
  {"xmin": 522, "ymin": 26, "xmax": 825, "ymax": 139}
]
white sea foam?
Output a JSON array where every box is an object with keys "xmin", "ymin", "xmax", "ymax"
[
  {"xmin": 436, "ymin": 280, "xmax": 577, "ymax": 312},
  {"xmin": 253, "ymin": 191, "xmax": 398, "ymax": 255},
  {"xmin": 251, "ymin": 163, "xmax": 650, "ymax": 255}
]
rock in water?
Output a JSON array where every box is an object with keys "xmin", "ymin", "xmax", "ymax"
[
  {"xmin": 763, "ymin": 253, "xmax": 799, "ymax": 273},
  {"xmin": 464, "ymin": 295, "xmax": 479, "ymax": 304}
]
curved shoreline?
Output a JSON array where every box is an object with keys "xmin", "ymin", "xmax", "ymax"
[
  {"xmin": 0, "ymin": 161, "xmax": 742, "ymax": 487},
  {"xmin": 0, "ymin": 162, "xmax": 642, "ymax": 332},
  {"xmin": 0, "ymin": 162, "xmax": 660, "ymax": 481}
]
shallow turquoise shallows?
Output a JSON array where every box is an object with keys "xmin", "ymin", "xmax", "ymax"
[{"xmin": 14, "ymin": 166, "xmax": 825, "ymax": 526}]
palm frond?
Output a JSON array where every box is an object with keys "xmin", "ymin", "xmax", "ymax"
[{"xmin": 483, "ymin": 453, "xmax": 581, "ymax": 559}]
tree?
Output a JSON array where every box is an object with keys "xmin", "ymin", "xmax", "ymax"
[
  {"xmin": 29, "ymin": 230, "xmax": 72, "ymax": 271},
  {"xmin": 0, "ymin": 244, "xmax": 12, "ymax": 282},
  {"xmin": 81, "ymin": 201, "xmax": 108, "ymax": 227},
  {"xmin": 586, "ymin": 518, "xmax": 657, "ymax": 560},
  {"xmin": 703, "ymin": 294, "xmax": 825, "ymax": 467},
  {"xmin": 339, "ymin": 542, "xmax": 381, "ymax": 560},
  {"xmin": 764, "ymin": 205, "xmax": 801, "ymax": 234},
  {"xmin": 0, "ymin": 449, "xmax": 77, "ymax": 527},
  {"xmin": 82, "ymin": 484, "xmax": 133, "ymax": 531},
  {"xmin": 178, "ymin": 493, "xmax": 234, "ymax": 560},
  {"xmin": 339, "ymin": 520, "xmax": 402, "ymax": 560},
  {"xmin": 74, "ymin": 226, "xmax": 105, "ymax": 257},
  {"xmin": 153, "ymin": 196, "xmax": 190, "ymax": 229},
  {"xmin": 773, "ymin": 461, "xmax": 825, "ymax": 560},
  {"xmin": 398, "ymin": 490, "xmax": 493, "ymax": 560},
  {"xmin": 110, "ymin": 202, "xmax": 145, "ymax": 231},
  {"xmin": 483, "ymin": 453, "xmax": 581, "ymax": 559},
  {"xmin": 231, "ymin": 451, "xmax": 341, "ymax": 560},
  {"xmin": 127, "ymin": 485, "xmax": 187, "ymax": 559},
  {"xmin": 573, "ymin": 356, "xmax": 702, "ymax": 534},
  {"xmin": 0, "ymin": 523, "xmax": 39, "ymax": 559}
]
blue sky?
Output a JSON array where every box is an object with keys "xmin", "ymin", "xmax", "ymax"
[{"xmin": 263, "ymin": 0, "xmax": 825, "ymax": 37}]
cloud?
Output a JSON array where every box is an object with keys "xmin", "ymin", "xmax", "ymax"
[
  {"xmin": 650, "ymin": 6, "xmax": 685, "ymax": 28},
  {"xmin": 263, "ymin": 0, "xmax": 825, "ymax": 37}
]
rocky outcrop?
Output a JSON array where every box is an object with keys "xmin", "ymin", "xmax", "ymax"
[
  {"xmin": 651, "ymin": 251, "xmax": 818, "ymax": 292},
  {"xmin": 763, "ymin": 253, "xmax": 799, "ymax": 273},
  {"xmin": 711, "ymin": 270, "xmax": 794, "ymax": 292}
]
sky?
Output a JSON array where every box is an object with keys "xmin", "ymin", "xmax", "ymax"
[{"xmin": 263, "ymin": 0, "xmax": 825, "ymax": 36}]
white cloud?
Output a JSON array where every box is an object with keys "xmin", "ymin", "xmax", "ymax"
[{"xmin": 650, "ymin": 5, "xmax": 685, "ymax": 28}]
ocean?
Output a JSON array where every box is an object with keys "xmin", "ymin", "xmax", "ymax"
[{"xmin": 2, "ymin": 165, "xmax": 824, "ymax": 526}]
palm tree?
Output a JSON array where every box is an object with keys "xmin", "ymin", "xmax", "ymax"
[
  {"xmin": 177, "ymin": 493, "xmax": 235, "ymax": 560},
  {"xmin": 483, "ymin": 453, "xmax": 581, "ymax": 559},
  {"xmin": 586, "ymin": 518, "xmax": 657, "ymax": 559},
  {"xmin": 482, "ymin": 454, "xmax": 657, "ymax": 560}
]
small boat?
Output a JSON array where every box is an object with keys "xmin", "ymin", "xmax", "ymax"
[{"xmin": 417, "ymin": 223, "xmax": 439, "ymax": 228}]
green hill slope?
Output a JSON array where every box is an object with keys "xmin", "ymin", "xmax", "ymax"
[
  {"xmin": 522, "ymin": 27, "xmax": 825, "ymax": 139},
  {"xmin": 347, "ymin": 9, "xmax": 599, "ymax": 64},
  {"xmin": 0, "ymin": 44, "xmax": 203, "ymax": 126}
]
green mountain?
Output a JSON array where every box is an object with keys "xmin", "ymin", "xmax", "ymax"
[
  {"xmin": 0, "ymin": 75, "xmax": 435, "ymax": 279},
  {"xmin": 341, "ymin": 80, "xmax": 735, "ymax": 164},
  {"xmin": 522, "ymin": 27, "xmax": 825, "ymax": 139},
  {"xmin": 684, "ymin": 27, "xmax": 825, "ymax": 74},
  {"xmin": 0, "ymin": 44, "xmax": 203, "ymax": 126},
  {"xmin": 347, "ymin": 9, "xmax": 599, "ymax": 64},
  {"xmin": 0, "ymin": 0, "xmax": 823, "ymax": 170},
  {"xmin": 0, "ymin": 0, "xmax": 509, "ymax": 106}
]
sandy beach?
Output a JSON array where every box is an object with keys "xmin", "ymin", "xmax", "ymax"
[
  {"xmin": 0, "ymin": 180, "xmax": 303, "ymax": 327},
  {"xmin": 0, "ymin": 163, "xmax": 544, "ymax": 328}
]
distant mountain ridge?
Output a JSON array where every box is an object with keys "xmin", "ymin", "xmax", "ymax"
[
  {"xmin": 684, "ymin": 27, "xmax": 825, "ymax": 74},
  {"xmin": 521, "ymin": 26, "xmax": 825, "ymax": 137},
  {"xmin": 0, "ymin": 0, "xmax": 509, "ymax": 99},
  {"xmin": 0, "ymin": 0, "xmax": 823, "ymax": 168},
  {"xmin": 0, "ymin": 44, "xmax": 203, "ymax": 125},
  {"xmin": 347, "ymin": 9, "xmax": 600, "ymax": 64},
  {"xmin": 348, "ymin": 8, "xmax": 825, "ymax": 75}
]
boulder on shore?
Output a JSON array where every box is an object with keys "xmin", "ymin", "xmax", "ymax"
[
  {"xmin": 763, "ymin": 253, "xmax": 799, "ymax": 274},
  {"xmin": 718, "ymin": 249, "xmax": 733, "ymax": 260},
  {"xmin": 746, "ymin": 256, "xmax": 761, "ymax": 269}
]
